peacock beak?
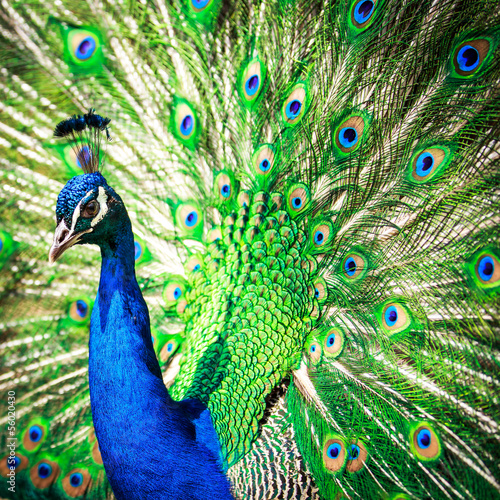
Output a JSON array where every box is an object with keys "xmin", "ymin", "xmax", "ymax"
[{"xmin": 49, "ymin": 220, "xmax": 91, "ymax": 263}]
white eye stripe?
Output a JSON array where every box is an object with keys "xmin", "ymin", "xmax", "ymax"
[
  {"xmin": 71, "ymin": 202, "xmax": 82, "ymax": 231},
  {"xmin": 91, "ymin": 186, "xmax": 109, "ymax": 227}
]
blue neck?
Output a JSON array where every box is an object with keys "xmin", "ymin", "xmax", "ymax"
[{"xmin": 88, "ymin": 215, "xmax": 232, "ymax": 500}]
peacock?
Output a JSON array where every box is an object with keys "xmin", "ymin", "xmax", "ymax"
[{"xmin": 0, "ymin": 0, "xmax": 499, "ymax": 498}]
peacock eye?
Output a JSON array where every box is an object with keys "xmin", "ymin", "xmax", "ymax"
[
  {"xmin": 70, "ymin": 472, "xmax": 83, "ymax": 487},
  {"xmin": 83, "ymin": 200, "xmax": 100, "ymax": 218}
]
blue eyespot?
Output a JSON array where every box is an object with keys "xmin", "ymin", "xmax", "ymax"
[
  {"xmin": 478, "ymin": 256, "xmax": 494, "ymax": 281},
  {"xmin": 75, "ymin": 37, "xmax": 96, "ymax": 60},
  {"xmin": 348, "ymin": 444, "xmax": 360, "ymax": 460},
  {"xmin": 339, "ymin": 127, "xmax": 358, "ymax": 148},
  {"xmin": 415, "ymin": 152, "xmax": 435, "ymax": 177},
  {"xmin": 310, "ymin": 344, "xmax": 316, "ymax": 353},
  {"xmin": 185, "ymin": 211, "xmax": 198, "ymax": 227},
  {"xmin": 76, "ymin": 146, "xmax": 92, "ymax": 169},
  {"xmin": 38, "ymin": 462, "xmax": 52, "ymax": 479},
  {"xmin": 221, "ymin": 184, "xmax": 231, "ymax": 198},
  {"xmin": 385, "ymin": 306, "xmax": 398, "ymax": 326},
  {"xmin": 286, "ymin": 100, "xmax": 302, "ymax": 120},
  {"xmin": 173, "ymin": 287, "xmax": 182, "ymax": 300},
  {"xmin": 457, "ymin": 45, "xmax": 480, "ymax": 72},
  {"xmin": 167, "ymin": 342, "xmax": 173, "ymax": 352},
  {"xmin": 180, "ymin": 115, "xmax": 194, "ymax": 136},
  {"xmin": 314, "ymin": 230, "xmax": 325, "ymax": 245},
  {"xmin": 292, "ymin": 197, "xmax": 302, "ymax": 209},
  {"xmin": 326, "ymin": 333, "xmax": 336, "ymax": 346},
  {"xmin": 354, "ymin": 0, "xmax": 374, "ymax": 24},
  {"xmin": 75, "ymin": 300, "xmax": 88, "ymax": 318},
  {"xmin": 327, "ymin": 443, "xmax": 342, "ymax": 459},
  {"xmin": 29, "ymin": 425, "xmax": 43, "ymax": 443},
  {"xmin": 192, "ymin": 0, "xmax": 210, "ymax": 8},
  {"xmin": 193, "ymin": 264, "xmax": 201, "ymax": 272},
  {"xmin": 245, "ymin": 75, "xmax": 260, "ymax": 96},
  {"xmin": 417, "ymin": 429, "xmax": 431, "ymax": 449},
  {"xmin": 70, "ymin": 472, "xmax": 83, "ymax": 487},
  {"xmin": 259, "ymin": 159, "xmax": 271, "ymax": 172},
  {"xmin": 344, "ymin": 257, "xmax": 357, "ymax": 276},
  {"xmin": 7, "ymin": 456, "xmax": 20, "ymax": 469},
  {"xmin": 315, "ymin": 288, "xmax": 320, "ymax": 299},
  {"xmin": 0, "ymin": 237, "xmax": 3, "ymax": 253}
]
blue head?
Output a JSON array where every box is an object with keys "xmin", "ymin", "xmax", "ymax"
[{"xmin": 49, "ymin": 172, "xmax": 127, "ymax": 262}]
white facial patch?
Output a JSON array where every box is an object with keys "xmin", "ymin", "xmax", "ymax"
[{"xmin": 91, "ymin": 186, "xmax": 109, "ymax": 227}]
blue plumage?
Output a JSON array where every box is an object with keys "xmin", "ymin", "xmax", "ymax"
[{"xmin": 53, "ymin": 174, "xmax": 232, "ymax": 500}]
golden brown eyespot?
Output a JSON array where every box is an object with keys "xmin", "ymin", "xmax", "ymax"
[
  {"xmin": 323, "ymin": 437, "xmax": 347, "ymax": 473},
  {"xmin": 313, "ymin": 278, "xmax": 328, "ymax": 303},
  {"xmin": 323, "ymin": 328, "xmax": 345, "ymax": 358},
  {"xmin": 408, "ymin": 146, "xmax": 452, "ymax": 183},
  {"xmin": 62, "ymin": 468, "xmax": 92, "ymax": 497},
  {"xmin": 342, "ymin": 252, "xmax": 367, "ymax": 280},
  {"xmin": 282, "ymin": 83, "xmax": 308, "ymax": 126},
  {"xmin": 346, "ymin": 440, "xmax": 368, "ymax": 473},
  {"xmin": 410, "ymin": 422, "xmax": 442, "ymax": 462},
  {"xmin": 453, "ymin": 39, "xmax": 490, "ymax": 77},
  {"xmin": 308, "ymin": 340, "xmax": 322, "ymax": 364},
  {"xmin": 30, "ymin": 459, "xmax": 60, "ymax": 489},
  {"xmin": 334, "ymin": 116, "xmax": 365, "ymax": 154},
  {"xmin": 287, "ymin": 184, "xmax": 310, "ymax": 216},
  {"xmin": 380, "ymin": 302, "xmax": 411, "ymax": 336},
  {"xmin": 23, "ymin": 423, "xmax": 47, "ymax": 451}
]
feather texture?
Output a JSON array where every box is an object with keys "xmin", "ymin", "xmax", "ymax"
[{"xmin": 0, "ymin": 0, "xmax": 499, "ymax": 499}]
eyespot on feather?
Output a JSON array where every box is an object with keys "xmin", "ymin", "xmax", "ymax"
[
  {"xmin": 68, "ymin": 298, "xmax": 91, "ymax": 324},
  {"xmin": 452, "ymin": 38, "xmax": 491, "ymax": 77},
  {"xmin": 312, "ymin": 278, "xmax": 328, "ymax": 303},
  {"xmin": 162, "ymin": 279, "xmax": 187, "ymax": 307},
  {"xmin": 175, "ymin": 202, "xmax": 203, "ymax": 237},
  {"xmin": 410, "ymin": 422, "xmax": 442, "ymax": 462},
  {"xmin": 240, "ymin": 59, "xmax": 265, "ymax": 105},
  {"xmin": 160, "ymin": 339, "xmax": 179, "ymax": 362},
  {"xmin": 346, "ymin": 440, "xmax": 368, "ymax": 473},
  {"xmin": 29, "ymin": 459, "xmax": 60, "ymax": 489},
  {"xmin": 185, "ymin": 255, "xmax": 203, "ymax": 273},
  {"xmin": 408, "ymin": 146, "xmax": 452, "ymax": 183},
  {"xmin": 342, "ymin": 252, "xmax": 367, "ymax": 280},
  {"xmin": 191, "ymin": 0, "xmax": 212, "ymax": 12},
  {"xmin": 238, "ymin": 191, "xmax": 250, "ymax": 207},
  {"xmin": 307, "ymin": 340, "xmax": 322, "ymax": 364},
  {"xmin": 466, "ymin": 248, "xmax": 500, "ymax": 292},
  {"xmin": 380, "ymin": 302, "xmax": 411, "ymax": 335},
  {"xmin": 0, "ymin": 453, "xmax": 28, "ymax": 477},
  {"xmin": 282, "ymin": 83, "xmax": 308, "ymax": 126},
  {"xmin": 350, "ymin": 0, "xmax": 377, "ymax": 29},
  {"xmin": 215, "ymin": 172, "xmax": 234, "ymax": 201},
  {"xmin": 171, "ymin": 100, "xmax": 199, "ymax": 147},
  {"xmin": 62, "ymin": 468, "xmax": 92, "ymax": 497},
  {"xmin": 323, "ymin": 328, "xmax": 345, "ymax": 358},
  {"xmin": 70, "ymin": 31, "xmax": 98, "ymax": 61},
  {"xmin": 252, "ymin": 145, "xmax": 276, "ymax": 177},
  {"xmin": 23, "ymin": 422, "xmax": 47, "ymax": 451},
  {"xmin": 334, "ymin": 116, "xmax": 365, "ymax": 154},
  {"xmin": 65, "ymin": 28, "xmax": 103, "ymax": 68},
  {"xmin": 286, "ymin": 183, "xmax": 310, "ymax": 216},
  {"xmin": 310, "ymin": 221, "xmax": 334, "ymax": 251},
  {"xmin": 323, "ymin": 437, "xmax": 347, "ymax": 474}
]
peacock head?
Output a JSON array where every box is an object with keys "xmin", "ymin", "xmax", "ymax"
[{"xmin": 49, "ymin": 172, "xmax": 125, "ymax": 263}]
